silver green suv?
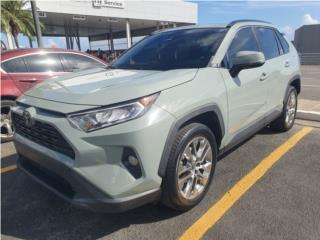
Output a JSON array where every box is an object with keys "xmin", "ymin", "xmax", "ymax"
[{"xmin": 12, "ymin": 20, "xmax": 301, "ymax": 212}]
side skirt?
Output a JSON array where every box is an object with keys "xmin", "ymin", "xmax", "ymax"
[{"xmin": 218, "ymin": 108, "xmax": 282, "ymax": 158}]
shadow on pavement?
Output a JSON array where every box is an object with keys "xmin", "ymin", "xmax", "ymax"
[
  {"xmin": 218, "ymin": 126, "xmax": 281, "ymax": 161},
  {"xmin": 1, "ymin": 168, "xmax": 180, "ymax": 240}
]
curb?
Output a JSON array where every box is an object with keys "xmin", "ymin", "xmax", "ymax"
[{"xmin": 296, "ymin": 110, "xmax": 320, "ymax": 122}]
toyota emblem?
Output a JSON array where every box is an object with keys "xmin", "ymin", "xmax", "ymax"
[{"xmin": 22, "ymin": 109, "xmax": 34, "ymax": 128}]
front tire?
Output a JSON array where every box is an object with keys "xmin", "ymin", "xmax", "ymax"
[
  {"xmin": 270, "ymin": 86, "xmax": 297, "ymax": 132},
  {"xmin": 161, "ymin": 123, "xmax": 217, "ymax": 211},
  {"xmin": 1, "ymin": 100, "xmax": 15, "ymax": 143}
]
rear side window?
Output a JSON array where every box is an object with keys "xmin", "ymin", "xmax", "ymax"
[
  {"xmin": 60, "ymin": 54, "xmax": 105, "ymax": 72},
  {"xmin": 254, "ymin": 27, "xmax": 280, "ymax": 60},
  {"xmin": 227, "ymin": 27, "xmax": 259, "ymax": 68},
  {"xmin": 24, "ymin": 53, "xmax": 63, "ymax": 72},
  {"xmin": 1, "ymin": 57, "xmax": 28, "ymax": 73},
  {"xmin": 275, "ymin": 30, "xmax": 290, "ymax": 54},
  {"xmin": 274, "ymin": 33, "xmax": 284, "ymax": 55}
]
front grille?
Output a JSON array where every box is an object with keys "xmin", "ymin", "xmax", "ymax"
[{"xmin": 12, "ymin": 112, "xmax": 75, "ymax": 159}]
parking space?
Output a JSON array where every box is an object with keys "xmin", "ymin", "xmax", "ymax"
[
  {"xmin": 1, "ymin": 125, "xmax": 319, "ymax": 240},
  {"xmin": 205, "ymin": 127, "xmax": 320, "ymax": 240}
]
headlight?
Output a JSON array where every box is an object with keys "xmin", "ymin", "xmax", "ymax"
[{"xmin": 67, "ymin": 93, "xmax": 159, "ymax": 132}]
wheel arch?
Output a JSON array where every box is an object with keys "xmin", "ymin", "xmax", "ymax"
[
  {"xmin": 289, "ymin": 75, "xmax": 301, "ymax": 95},
  {"xmin": 158, "ymin": 104, "xmax": 225, "ymax": 177}
]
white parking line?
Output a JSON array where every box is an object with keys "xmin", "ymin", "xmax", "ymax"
[
  {"xmin": 302, "ymin": 72, "xmax": 320, "ymax": 75},
  {"xmin": 297, "ymin": 110, "xmax": 320, "ymax": 122},
  {"xmin": 302, "ymin": 85, "xmax": 320, "ymax": 88}
]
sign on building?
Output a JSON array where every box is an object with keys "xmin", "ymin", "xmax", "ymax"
[{"xmin": 92, "ymin": 0, "xmax": 124, "ymax": 9}]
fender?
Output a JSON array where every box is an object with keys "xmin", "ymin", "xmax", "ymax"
[
  {"xmin": 285, "ymin": 74, "xmax": 301, "ymax": 102},
  {"xmin": 158, "ymin": 104, "xmax": 225, "ymax": 177}
]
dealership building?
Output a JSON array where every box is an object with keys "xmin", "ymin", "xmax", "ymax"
[
  {"xmin": 294, "ymin": 24, "xmax": 320, "ymax": 64},
  {"xmin": 31, "ymin": 0, "xmax": 197, "ymax": 51}
]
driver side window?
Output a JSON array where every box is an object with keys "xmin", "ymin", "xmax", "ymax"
[{"xmin": 227, "ymin": 27, "xmax": 259, "ymax": 68}]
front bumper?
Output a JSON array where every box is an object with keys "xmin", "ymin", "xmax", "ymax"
[
  {"xmin": 12, "ymin": 98, "xmax": 175, "ymax": 212},
  {"xmin": 15, "ymin": 129, "xmax": 161, "ymax": 213}
]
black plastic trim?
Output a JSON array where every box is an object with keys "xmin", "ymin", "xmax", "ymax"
[
  {"xmin": 287, "ymin": 74, "xmax": 301, "ymax": 96},
  {"xmin": 122, "ymin": 147, "xmax": 142, "ymax": 179},
  {"xmin": 12, "ymin": 112, "xmax": 75, "ymax": 159},
  {"xmin": 158, "ymin": 104, "xmax": 225, "ymax": 177},
  {"xmin": 219, "ymin": 108, "xmax": 281, "ymax": 157}
]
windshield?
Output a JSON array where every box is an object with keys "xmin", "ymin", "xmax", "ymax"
[{"xmin": 111, "ymin": 28, "xmax": 227, "ymax": 71}]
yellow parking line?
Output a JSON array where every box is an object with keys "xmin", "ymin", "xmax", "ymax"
[
  {"xmin": 179, "ymin": 127, "xmax": 313, "ymax": 240},
  {"xmin": 0, "ymin": 164, "xmax": 17, "ymax": 173}
]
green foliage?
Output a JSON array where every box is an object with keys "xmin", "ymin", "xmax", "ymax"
[{"xmin": 1, "ymin": 0, "xmax": 44, "ymax": 47}]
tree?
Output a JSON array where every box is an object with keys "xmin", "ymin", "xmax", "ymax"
[{"xmin": 1, "ymin": 0, "xmax": 43, "ymax": 48}]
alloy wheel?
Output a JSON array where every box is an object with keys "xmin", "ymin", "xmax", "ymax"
[
  {"xmin": 285, "ymin": 91, "xmax": 297, "ymax": 127},
  {"xmin": 1, "ymin": 106, "xmax": 14, "ymax": 141},
  {"xmin": 176, "ymin": 136, "xmax": 213, "ymax": 200}
]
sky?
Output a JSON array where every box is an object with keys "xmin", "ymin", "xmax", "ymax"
[
  {"xmin": 1, "ymin": 0, "xmax": 320, "ymax": 50},
  {"xmin": 196, "ymin": 0, "xmax": 320, "ymax": 40}
]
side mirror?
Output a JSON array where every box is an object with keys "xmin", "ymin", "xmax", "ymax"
[{"xmin": 229, "ymin": 51, "xmax": 265, "ymax": 77}]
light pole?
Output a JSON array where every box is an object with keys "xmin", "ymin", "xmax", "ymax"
[
  {"xmin": 126, "ymin": 19, "xmax": 131, "ymax": 48},
  {"xmin": 31, "ymin": 0, "xmax": 43, "ymax": 48}
]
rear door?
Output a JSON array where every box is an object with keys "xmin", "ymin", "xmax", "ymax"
[
  {"xmin": 1, "ymin": 57, "xmax": 34, "ymax": 93},
  {"xmin": 253, "ymin": 27, "xmax": 284, "ymax": 112},
  {"xmin": 23, "ymin": 53, "xmax": 65, "ymax": 84},
  {"xmin": 220, "ymin": 27, "xmax": 269, "ymax": 137},
  {"xmin": 272, "ymin": 30, "xmax": 293, "ymax": 109},
  {"xmin": 1, "ymin": 53, "xmax": 65, "ymax": 93}
]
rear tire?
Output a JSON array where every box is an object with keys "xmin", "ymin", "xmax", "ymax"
[
  {"xmin": 1, "ymin": 100, "xmax": 15, "ymax": 143},
  {"xmin": 270, "ymin": 86, "xmax": 297, "ymax": 132},
  {"xmin": 161, "ymin": 123, "xmax": 217, "ymax": 211}
]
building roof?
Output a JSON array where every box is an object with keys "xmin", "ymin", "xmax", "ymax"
[{"xmin": 26, "ymin": 0, "xmax": 197, "ymax": 38}]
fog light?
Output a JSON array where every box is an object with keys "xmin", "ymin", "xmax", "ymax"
[
  {"xmin": 122, "ymin": 148, "xmax": 142, "ymax": 179},
  {"xmin": 128, "ymin": 155, "xmax": 139, "ymax": 166}
]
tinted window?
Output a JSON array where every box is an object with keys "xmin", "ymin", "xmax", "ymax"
[
  {"xmin": 274, "ymin": 32, "xmax": 284, "ymax": 55},
  {"xmin": 61, "ymin": 54, "xmax": 105, "ymax": 72},
  {"xmin": 24, "ymin": 54, "xmax": 63, "ymax": 72},
  {"xmin": 275, "ymin": 30, "xmax": 290, "ymax": 54},
  {"xmin": 254, "ymin": 28, "xmax": 280, "ymax": 60},
  {"xmin": 1, "ymin": 57, "xmax": 28, "ymax": 73},
  {"xmin": 227, "ymin": 27, "xmax": 259, "ymax": 67},
  {"xmin": 111, "ymin": 28, "xmax": 227, "ymax": 70}
]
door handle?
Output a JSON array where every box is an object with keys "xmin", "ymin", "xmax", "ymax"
[
  {"xmin": 285, "ymin": 61, "xmax": 290, "ymax": 68},
  {"xmin": 260, "ymin": 72, "xmax": 268, "ymax": 81},
  {"xmin": 19, "ymin": 79, "xmax": 37, "ymax": 83}
]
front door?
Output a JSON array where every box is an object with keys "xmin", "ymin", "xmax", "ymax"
[{"xmin": 220, "ymin": 27, "xmax": 269, "ymax": 139}]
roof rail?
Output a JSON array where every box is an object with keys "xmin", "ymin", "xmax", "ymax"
[{"xmin": 227, "ymin": 19, "xmax": 271, "ymax": 27}]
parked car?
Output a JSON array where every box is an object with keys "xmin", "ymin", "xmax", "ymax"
[
  {"xmin": 1, "ymin": 48, "xmax": 107, "ymax": 142},
  {"xmin": 12, "ymin": 20, "xmax": 300, "ymax": 212}
]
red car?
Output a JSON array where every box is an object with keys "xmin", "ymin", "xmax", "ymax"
[{"xmin": 1, "ymin": 48, "xmax": 107, "ymax": 142}]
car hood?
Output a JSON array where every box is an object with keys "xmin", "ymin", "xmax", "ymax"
[{"xmin": 25, "ymin": 68, "xmax": 198, "ymax": 106}]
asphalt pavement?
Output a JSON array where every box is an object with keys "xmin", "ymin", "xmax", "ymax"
[
  {"xmin": 296, "ymin": 65, "xmax": 320, "ymax": 121},
  {"xmin": 300, "ymin": 65, "xmax": 320, "ymax": 102},
  {"xmin": 1, "ymin": 125, "xmax": 320, "ymax": 240}
]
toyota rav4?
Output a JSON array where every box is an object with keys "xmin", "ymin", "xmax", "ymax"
[{"xmin": 12, "ymin": 20, "xmax": 301, "ymax": 212}]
